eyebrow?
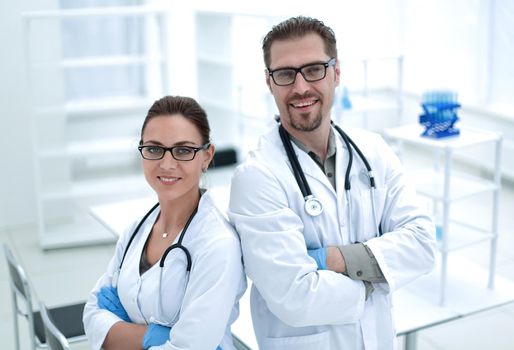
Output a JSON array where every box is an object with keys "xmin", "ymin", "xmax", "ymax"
[
  {"xmin": 142, "ymin": 140, "xmax": 199, "ymax": 146},
  {"xmin": 269, "ymin": 60, "xmax": 328, "ymax": 71}
]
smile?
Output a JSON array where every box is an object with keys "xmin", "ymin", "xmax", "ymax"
[
  {"xmin": 290, "ymin": 99, "xmax": 318, "ymax": 108},
  {"xmin": 158, "ymin": 176, "xmax": 180, "ymax": 184}
]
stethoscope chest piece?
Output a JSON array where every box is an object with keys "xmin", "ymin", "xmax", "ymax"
[
  {"xmin": 304, "ymin": 195, "xmax": 323, "ymax": 216},
  {"xmin": 278, "ymin": 122, "xmax": 380, "ymax": 235}
]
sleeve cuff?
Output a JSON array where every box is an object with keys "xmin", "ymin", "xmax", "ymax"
[{"xmin": 338, "ymin": 243, "xmax": 386, "ymax": 283}]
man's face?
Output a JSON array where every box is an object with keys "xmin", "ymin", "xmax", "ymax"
[{"xmin": 266, "ymin": 33, "xmax": 340, "ymax": 134}]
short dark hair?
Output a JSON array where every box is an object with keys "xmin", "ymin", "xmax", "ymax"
[
  {"xmin": 140, "ymin": 96, "xmax": 211, "ymax": 145},
  {"xmin": 262, "ymin": 16, "xmax": 337, "ymax": 68}
]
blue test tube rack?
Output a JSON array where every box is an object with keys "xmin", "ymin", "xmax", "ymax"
[{"xmin": 419, "ymin": 90, "xmax": 461, "ymax": 138}]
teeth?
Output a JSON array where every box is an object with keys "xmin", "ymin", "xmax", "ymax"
[
  {"xmin": 292, "ymin": 100, "xmax": 316, "ymax": 108},
  {"xmin": 159, "ymin": 177, "xmax": 178, "ymax": 183}
]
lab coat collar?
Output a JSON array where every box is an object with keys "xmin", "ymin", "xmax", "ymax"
[{"xmin": 265, "ymin": 124, "xmax": 341, "ymax": 196}]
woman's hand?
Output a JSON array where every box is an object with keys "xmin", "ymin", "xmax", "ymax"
[
  {"xmin": 97, "ymin": 286, "xmax": 131, "ymax": 322},
  {"xmin": 142, "ymin": 323, "xmax": 171, "ymax": 349}
]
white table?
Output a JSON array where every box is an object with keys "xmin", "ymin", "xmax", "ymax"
[
  {"xmin": 394, "ymin": 253, "xmax": 514, "ymax": 348},
  {"xmin": 90, "ymin": 187, "xmax": 514, "ymax": 350}
]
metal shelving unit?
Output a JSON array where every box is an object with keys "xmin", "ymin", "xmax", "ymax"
[
  {"xmin": 22, "ymin": 6, "xmax": 168, "ymax": 249},
  {"xmin": 194, "ymin": 11, "xmax": 283, "ymax": 156},
  {"xmin": 384, "ymin": 123, "xmax": 503, "ymax": 305},
  {"xmin": 195, "ymin": 12, "xmax": 239, "ymax": 152}
]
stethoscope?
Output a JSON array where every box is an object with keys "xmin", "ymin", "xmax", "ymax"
[
  {"xmin": 112, "ymin": 202, "xmax": 197, "ymax": 325},
  {"xmin": 278, "ymin": 122, "xmax": 381, "ymax": 238}
]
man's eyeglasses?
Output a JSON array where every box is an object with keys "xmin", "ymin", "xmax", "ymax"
[
  {"xmin": 138, "ymin": 143, "xmax": 210, "ymax": 161},
  {"xmin": 267, "ymin": 58, "xmax": 336, "ymax": 86}
]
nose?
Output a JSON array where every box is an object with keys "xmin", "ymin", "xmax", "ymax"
[
  {"xmin": 159, "ymin": 150, "xmax": 177, "ymax": 169},
  {"xmin": 291, "ymin": 71, "xmax": 310, "ymax": 94}
]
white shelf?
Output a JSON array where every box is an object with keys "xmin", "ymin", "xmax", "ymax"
[
  {"xmin": 22, "ymin": 5, "xmax": 164, "ymax": 19},
  {"xmin": 200, "ymin": 97, "xmax": 237, "ymax": 112},
  {"xmin": 34, "ymin": 97, "xmax": 152, "ymax": 117},
  {"xmin": 384, "ymin": 124, "xmax": 500, "ymax": 150},
  {"xmin": 38, "ymin": 136, "xmax": 138, "ymax": 159},
  {"xmin": 438, "ymin": 221, "xmax": 494, "ymax": 252},
  {"xmin": 197, "ymin": 54, "xmax": 233, "ymax": 66},
  {"xmin": 25, "ymin": 6, "xmax": 168, "ymax": 249},
  {"xmin": 65, "ymin": 97, "xmax": 152, "ymax": 115},
  {"xmin": 61, "ymin": 55, "xmax": 164, "ymax": 68},
  {"xmin": 411, "ymin": 170, "xmax": 497, "ymax": 202},
  {"xmin": 384, "ymin": 123, "xmax": 502, "ymax": 306},
  {"xmin": 30, "ymin": 55, "xmax": 164, "ymax": 69},
  {"xmin": 341, "ymin": 95, "xmax": 399, "ymax": 114},
  {"xmin": 41, "ymin": 173, "xmax": 150, "ymax": 201}
]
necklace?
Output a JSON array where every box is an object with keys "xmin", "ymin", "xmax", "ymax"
[
  {"xmin": 160, "ymin": 220, "xmax": 173, "ymax": 239},
  {"xmin": 159, "ymin": 212, "xmax": 190, "ymax": 239}
]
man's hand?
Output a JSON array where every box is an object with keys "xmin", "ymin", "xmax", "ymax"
[
  {"xmin": 326, "ymin": 246, "xmax": 347, "ymax": 273},
  {"xmin": 308, "ymin": 247, "xmax": 347, "ymax": 273}
]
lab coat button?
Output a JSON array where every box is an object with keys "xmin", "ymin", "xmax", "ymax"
[{"xmin": 356, "ymin": 270, "xmax": 363, "ymax": 277}]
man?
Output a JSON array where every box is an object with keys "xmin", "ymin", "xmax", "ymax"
[{"xmin": 228, "ymin": 16, "xmax": 435, "ymax": 350}]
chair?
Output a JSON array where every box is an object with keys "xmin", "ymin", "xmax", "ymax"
[
  {"xmin": 3, "ymin": 243, "xmax": 87, "ymax": 350},
  {"xmin": 210, "ymin": 147, "xmax": 238, "ymax": 168},
  {"xmin": 39, "ymin": 303, "xmax": 71, "ymax": 350}
]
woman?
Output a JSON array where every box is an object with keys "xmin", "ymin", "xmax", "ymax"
[{"xmin": 83, "ymin": 96, "xmax": 246, "ymax": 350}]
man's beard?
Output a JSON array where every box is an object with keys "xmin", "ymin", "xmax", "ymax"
[{"xmin": 290, "ymin": 111, "xmax": 323, "ymax": 132}]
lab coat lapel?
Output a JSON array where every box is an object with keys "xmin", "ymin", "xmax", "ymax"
[{"xmin": 266, "ymin": 125, "xmax": 335, "ymax": 197}]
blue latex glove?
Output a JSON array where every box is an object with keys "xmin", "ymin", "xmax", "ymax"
[
  {"xmin": 141, "ymin": 324, "xmax": 224, "ymax": 350},
  {"xmin": 97, "ymin": 286, "xmax": 131, "ymax": 322},
  {"xmin": 142, "ymin": 323, "xmax": 171, "ymax": 349},
  {"xmin": 307, "ymin": 248, "xmax": 327, "ymax": 270}
]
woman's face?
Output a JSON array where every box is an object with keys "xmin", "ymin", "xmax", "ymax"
[{"xmin": 140, "ymin": 114, "xmax": 213, "ymax": 203}]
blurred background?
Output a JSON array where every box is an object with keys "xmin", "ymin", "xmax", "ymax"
[{"xmin": 1, "ymin": 0, "xmax": 513, "ymax": 349}]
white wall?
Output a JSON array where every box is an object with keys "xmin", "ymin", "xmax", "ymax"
[
  {"xmin": 401, "ymin": 0, "xmax": 485, "ymax": 103},
  {"xmin": 490, "ymin": 0, "xmax": 514, "ymax": 112}
]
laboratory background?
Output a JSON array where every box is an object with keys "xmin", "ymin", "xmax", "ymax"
[{"xmin": 1, "ymin": 0, "xmax": 514, "ymax": 349}]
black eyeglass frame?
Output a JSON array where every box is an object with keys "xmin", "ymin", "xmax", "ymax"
[
  {"xmin": 138, "ymin": 143, "xmax": 211, "ymax": 161},
  {"xmin": 267, "ymin": 57, "xmax": 337, "ymax": 86}
]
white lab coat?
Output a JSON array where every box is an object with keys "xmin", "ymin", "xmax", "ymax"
[
  {"xmin": 84, "ymin": 191, "xmax": 247, "ymax": 350},
  {"xmin": 228, "ymin": 124, "xmax": 436, "ymax": 350}
]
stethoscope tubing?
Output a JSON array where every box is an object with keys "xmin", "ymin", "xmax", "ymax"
[
  {"xmin": 278, "ymin": 125, "xmax": 312, "ymax": 197},
  {"xmin": 334, "ymin": 123, "xmax": 380, "ymax": 238},
  {"xmin": 279, "ymin": 122, "xmax": 381, "ymax": 238},
  {"xmin": 113, "ymin": 203, "xmax": 198, "ymax": 325}
]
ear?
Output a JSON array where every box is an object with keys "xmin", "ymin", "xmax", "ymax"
[
  {"xmin": 202, "ymin": 143, "xmax": 215, "ymax": 171},
  {"xmin": 265, "ymin": 69, "xmax": 273, "ymax": 93},
  {"xmin": 334, "ymin": 59, "xmax": 341, "ymax": 87}
]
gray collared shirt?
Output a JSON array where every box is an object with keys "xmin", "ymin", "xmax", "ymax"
[{"xmin": 290, "ymin": 128, "xmax": 337, "ymax": 190}]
